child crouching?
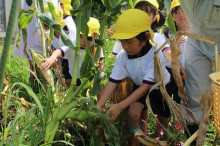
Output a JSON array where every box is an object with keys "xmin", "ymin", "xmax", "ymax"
[{"xmin": 96, "ymin": 9, "xmax": 171, "ymax": 133}]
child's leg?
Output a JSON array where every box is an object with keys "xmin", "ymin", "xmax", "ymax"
[
  {"xmin": 140, "ymin": 109, "xmax": 148, "ymax": 133},
  {"xmin": 127, "ymin": 102, "xmax": 144, "ymax": 130}
]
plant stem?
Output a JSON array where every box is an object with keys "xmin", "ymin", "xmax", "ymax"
[
  {"xmin": 0, "ymin": 0, "xmax": 20, "ymax": 100},
  {"xmin": 183, "ymin": 130, "xmax": 198, "ymax": 146},
  {"xmin": 65, "ymin": 14, "xmax": 81, "ymax": 102}
]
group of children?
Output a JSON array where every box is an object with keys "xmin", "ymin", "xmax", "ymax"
[{"xmin": 14, "ymin": 0, "xmax": 194, "ymax": 141}]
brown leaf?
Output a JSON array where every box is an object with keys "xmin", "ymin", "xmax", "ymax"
[{"xmin": 196, "ymin": 91, "xmax": 213, "ymax": 146}]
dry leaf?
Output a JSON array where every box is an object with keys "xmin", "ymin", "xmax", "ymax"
[{"xmin": 196, "ymin": 91, "xmax": 213, "ymax": 146}]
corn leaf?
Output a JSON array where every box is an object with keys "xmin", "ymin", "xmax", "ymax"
[
  {"xmin": 18, "ymin": 11, "xmax": 34, "ymax": 29},
  {"xmin": 11, "ymin": 82, "xmax": 44, "ymax": 116},
  {"xmin": 80, "ymin": 45, "xmax": 94, "ymax": 77},
  {"xmin": 65, "ymin": 110, "xmax": 99, "ymax": 121},
  {"xmin": 89, "ymin": 70, "xmax": 104, "ymax": 96},
  {"xmin": 165, "ymin": 0, "xmax": 171, "ymax": 12},
  {"xmin": 110, "ymin": 1, "xmax": 129, "ymax": 16},
  {"xmin": 81, "ymin": 0, "xmax": 92, "ymax": 39},
  {"xmin": 47, "ymin": 2, "xmax": 55, "ymax": 20},
  {"xmin": 167, "ymin": 13, "xmax": 177, "ymax": 39},
  {"xmin": 100, "ymin": 114, "xmax": 120, "ymax": 146}
]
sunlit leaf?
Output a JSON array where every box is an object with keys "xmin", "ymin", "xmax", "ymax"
[
  {"xmin": 18, "ymin": 12, "xmax": 34, "ymax": 29},
  {"xmin": 167, "ymin": 13, "xmax": 176, "ymax": 38},
  {"xmin": 89, "ymin": 70, "xmax": 104, "ymax": 96}
]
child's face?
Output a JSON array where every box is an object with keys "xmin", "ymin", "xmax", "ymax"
[
  {"xmin": 172, "ymin": 7, "xmax": 189, "ymax": 27},
  {"xmin": 120, "ymin": 37, "xmax": 146, "ymax": 55},
  {"xmin": 80, "ymin": 35, "xmax": 93, "ymax": 49}
]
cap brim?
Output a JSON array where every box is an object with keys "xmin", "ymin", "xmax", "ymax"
[{"xmin": 111, "ymin": 29, "xmax": 154, "ymax": 40}]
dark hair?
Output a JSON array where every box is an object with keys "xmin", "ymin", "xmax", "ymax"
[
  {"xmin": 134, "ymin": 1, "xmax": 165, "ymax": 30},
  {"xmin": 134, "ymin": 1, "xmax": 157, "ymax": 17},
  {"xmin": 151, "ymin": 10, "xmax": 166, "ymax": 29},
  {"xmin": 171, "ymin": 6, "xmax": 180, "ymax": 15},
  {"xmin": 136, "ymin": 31, "xmax": 148, "ymax": 42}
]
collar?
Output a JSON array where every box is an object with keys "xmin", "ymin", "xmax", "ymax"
[
  {"xmin": 127, "ymin": 42, "xmax": 152, "ymax": 59},
  {"xmin": 63, "ymin": 15, "xmax": 69, "ymax": 19}
]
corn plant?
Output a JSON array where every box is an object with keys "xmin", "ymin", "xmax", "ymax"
[{"xmin": 0, "ymin": 1, "xmax": 20, "ymax": 100}]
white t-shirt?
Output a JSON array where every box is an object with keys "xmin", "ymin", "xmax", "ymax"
[
  {"xmin": 109, "ymin": 44, "xmax": 170, "ymax": 86},
  {"xmin": 112, "ymin": 40, "xmax": 123, "ymax": 55},
  {"xmin": 60, "ymin": 46, "xmax": 104, "ymax": 77},
  {"xmin": 52, "ymin": 15, "xmax": 77, "ymax": 59}
]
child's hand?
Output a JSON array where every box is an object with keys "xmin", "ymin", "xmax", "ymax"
[
  {"xmin": 41, "ymin": 56, "xmax": 56, "ymax": 71},
  {"xmin": 96, "ymin": 105, "xmax": 103, "ymax": 112},
  {"xmin": 105, "ymin": 104, "xmax": 122, "ymax": 122}
]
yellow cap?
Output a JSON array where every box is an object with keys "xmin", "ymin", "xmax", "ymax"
[
  {"xmin": 134, "ymin": 0, "xmax": 159, "ymax": 9},
  {"xmin": 87, "ymin": 17, "xmax": 100, "ymax": 37},
  {"xmin": 170, "ymin": 0, "xmax": 180, "ymax": 11},
  {"xmin": 44, "ymin": 5, "xmax": 67, "ymax": 28},
  {"xmin": 111, "ymin": 9, "xmax": 154, "ymax": 40},
  {"xmin": 60, "ymin": 0, "xmax": 73, "ymax": 15}
]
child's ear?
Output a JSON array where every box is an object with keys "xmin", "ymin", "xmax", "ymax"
[{"xmin": 145, "ymin": 32, "xmax": 151, "ymax": 40}]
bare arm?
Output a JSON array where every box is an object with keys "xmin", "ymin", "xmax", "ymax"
[
  {"xmin": 96, "ymin": 81, "xmax": 118, "ymax": 111},
  {"xmin": 106, "ymin": 83, "xmax": 151, "ymax": 122},
  {"xmin": 41, "ymin": 49, "xmax": 62, "ymax": 71}
]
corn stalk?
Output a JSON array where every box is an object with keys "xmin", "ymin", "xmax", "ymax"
[{"xmin": 0, "ymin": 1, "xmax": 20, "ymax": 100}]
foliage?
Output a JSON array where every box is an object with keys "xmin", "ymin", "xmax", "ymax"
[{"xmin": 1, "ymin": 0, "xmax": 220, "ymax": 146}]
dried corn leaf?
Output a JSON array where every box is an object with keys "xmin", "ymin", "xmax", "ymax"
[
  {"xmin": 170, "ymin": 34, "xmax": 198, "ymax": 124},
  {"xmin": 154, "ymin": 52, "xmax": 187, "ymax": 129},
  {"xmin": 196, "ymin": 91, "xmax": 213, "ymax": 146},
  {"xmin": 135, "ymin": 129, "xmax": 168, "ymax": 146}
]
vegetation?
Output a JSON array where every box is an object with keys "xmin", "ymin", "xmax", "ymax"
[{"xmin": 0, "ymin": 0, "xmax": 220, "ymax": 145}]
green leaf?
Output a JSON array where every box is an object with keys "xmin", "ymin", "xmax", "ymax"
[
  {"xmin": 37, "ymin": 12, "xmax": 55, "ymax": 27},
  {"xmin": 110, "ymin": 1, "xmax": 128, "ymax": 16},
  {"xmin": 100, "ymin": 114, "xmax": 120, "ymax": 146},
  {"xmin": 21, "ymin": 28, "xmax": 27, "ymax": 45},
  {"xmin": 60, "ymin": 29, "xmax": 75, "ymax": 49},
  {"xmin": 11, "ymin": 82, "xmax": 44, "ymax": 116},
  {"xmin": 167, "ymin": 13, "xmax": 177, "ymax": 38},
  {"xmin": 80, "ymin": 45, "xmax": 94, "ymax": 77},
  {"xmin": 81, "ymin": 0, "xmax": 92, "ymax": 39},
  {"xmin": 165, "ymin": 0, "xmax": 171, "ymax": 12},
  {"xmin": 89, "ymin": 70, "xmax": 104, "ymax": 96},
  {"xmin": 18, "ymin": 12, "xmax": 34, "ymax": 29},
  {"xmin": 101, "ymin": 0, "xmax": 118, "ymax": 11},
  {"xmin": 47, "ymin": 2, "xmax": 55, "ymax": 20}
]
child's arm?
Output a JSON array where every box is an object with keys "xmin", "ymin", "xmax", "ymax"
[
  {"xmin": 41, "ymin": 49, "xmax": 62, "ymax": 71},
  {"xmin": 96, "ymin": 81, "xmax": 118, "ymax": 111},
  {"xmin": 105, "ymin": 83, "xmax": 150, "ymax": 122}
]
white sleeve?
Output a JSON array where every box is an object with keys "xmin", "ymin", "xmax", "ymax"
[
  {"xmin": 154, "ymin": 33, "xmax": 170, "ymax": 52},
  {"xmin": 109, "ymin": 53, "xmax": 128, "ymax": 83},
  {"xmin": 100, "ymin": 48, "xmax": 104, "ymax": 59},
  {"xmin": 112, "ymin": 40, "xmax": 123, "ymax": 55}
]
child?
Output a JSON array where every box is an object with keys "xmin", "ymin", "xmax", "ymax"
[
  {"xmin": 111, "ymin": 0, "xmax": 171, "ymax": 134},
  {"xmin": 96, "ymin": 9, "xmax": 170, "ymax": 135},
  {"xmin": 41, "ymin": 17, "xmax": 104, "ymax": 87},
  {"xmin": 52, "ymin": 0, "xmax": 77, "ymax": 83},
  {"xmin": 167, "ymin": 0, "xmax": 197, "ymax": 139}
]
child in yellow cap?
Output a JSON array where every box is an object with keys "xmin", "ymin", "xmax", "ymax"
[
  {"xmin": 41, "ymin": 17, "xmax": 104, "ymax": 87},
  {"xmin": 96, "ymin": 9, "xmax": 170, "ymax": 135},
  {"xmin": 50, "ymin": 0, "xmax": 77, "ymax": 83},
  {"xmin": 111, "ymin": 0, "xmax": 173, "ymax": 135}
]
